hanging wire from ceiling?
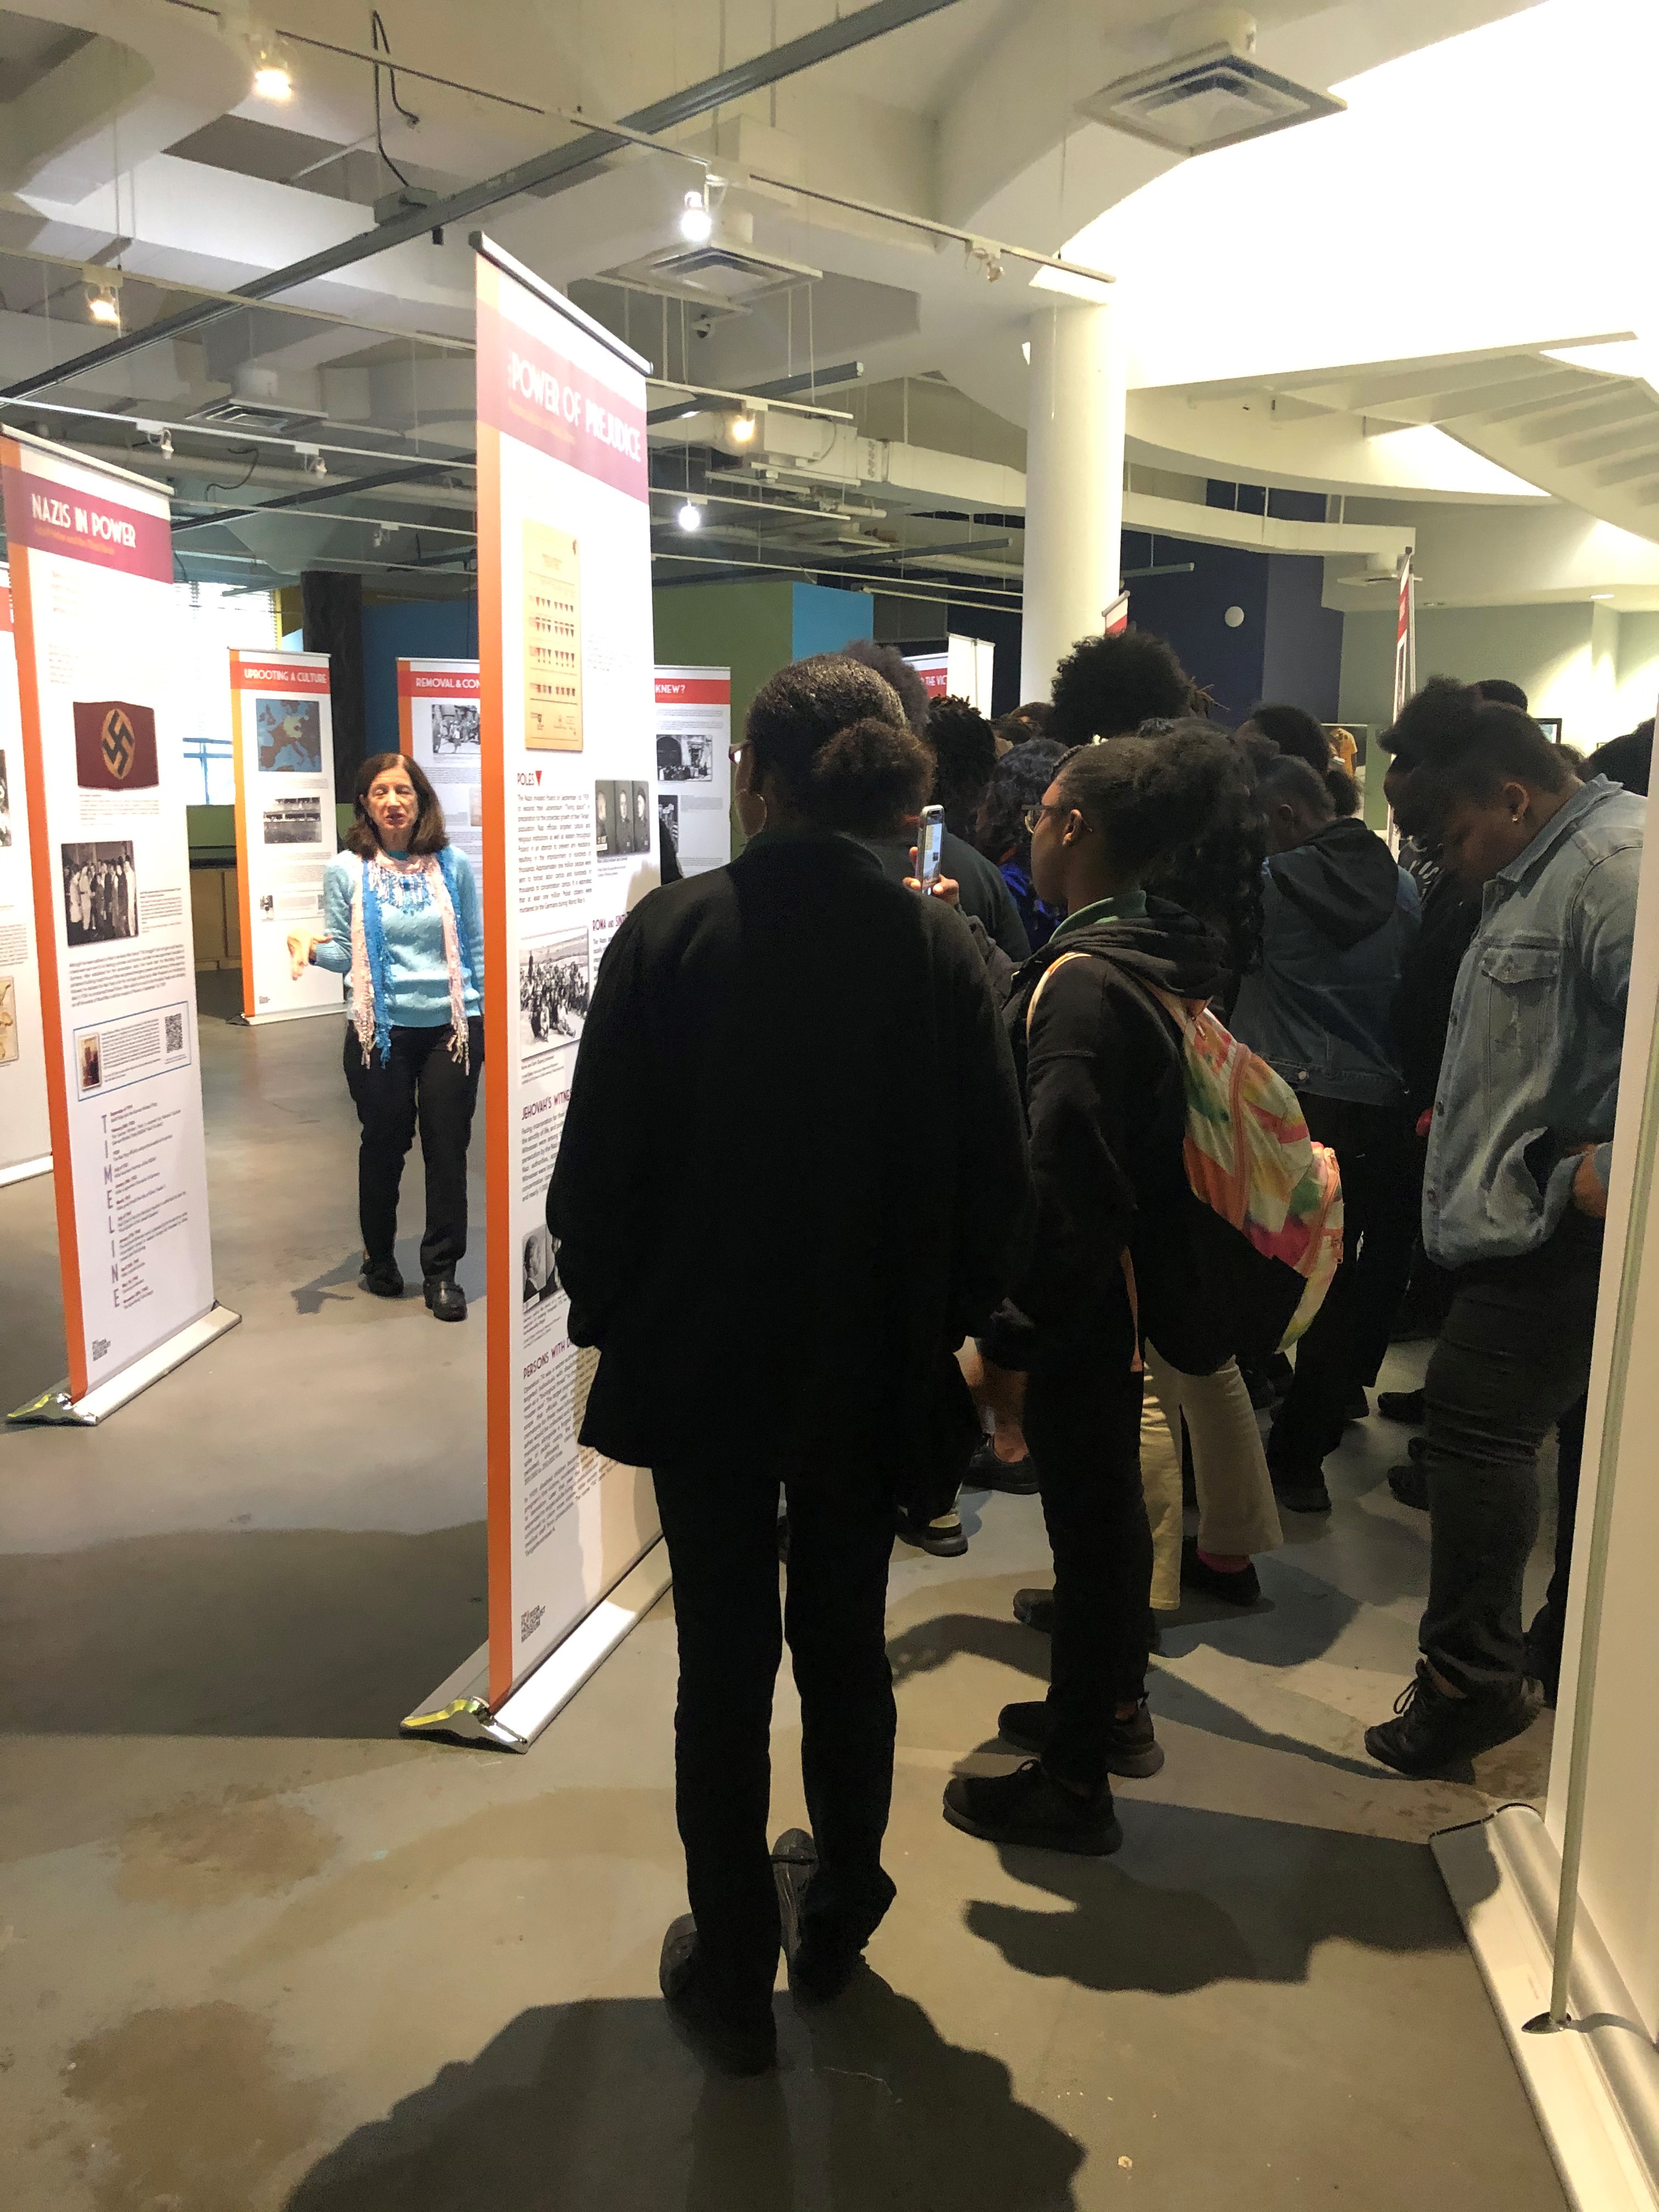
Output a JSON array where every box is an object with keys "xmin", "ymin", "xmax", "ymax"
[{"xmin": 371, "ymin": 8, "xmax": 419, "ymax": 190}]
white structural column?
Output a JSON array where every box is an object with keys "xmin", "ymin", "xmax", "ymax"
[{"xmin": 1019, "ymin": 296, "xmax": 1127, "ymax": 702}]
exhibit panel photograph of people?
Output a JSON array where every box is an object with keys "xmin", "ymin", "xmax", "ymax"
[{"xmin": 7, "ymin": 2, "xmax": 1659, "ymax": 2207}]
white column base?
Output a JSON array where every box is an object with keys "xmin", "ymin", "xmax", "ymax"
[
  {"xmin": 8, "ymin": 1303, "xmax": 242, "ymax": 1426},
  {"xmin": 1434, "ymin": 1805, "xmax": 1659, "ymax": 2212},
  {"xmin": 0, "ymin": 1153, "xmax": 51, "ymax": 1188},
  {"xmin": 402, "ymin": 1538, "xmax": 672, "ymax": 1751}
]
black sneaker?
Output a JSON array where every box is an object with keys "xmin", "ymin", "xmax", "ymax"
[
  {"xmin": 1364, "ymin": 1663, "xmax": 1543, "ymax": 1776},
  {"xmin": 1180, "ymin": 1535, "xmax": 1261, "ymax": 1607},
  {"xmin": 1013, "ymin": 1586, "xmax": 1054, "ymax": 1633},
  {"xmin": 425, "ymin": 1275, "xmax": 467, "ymax": 1322},
  {"xmin": 943, "ymin": 1761, "xmax": 1122, "ymax": 1854},
  {"xmin": 1377, "ymin": 1388, "xmax": 1426, "ymax": 1426},
  {"xmin": 895, "ymin": 1504, "xmax": 968, "ymax": 1558},
  {"xmin": 1387, "ymin": 1461, "xmax": 1428, "ymax": 1510},
  {"xmin": 771, "ymin": 1830, "xmax": 863, "ymax": 2004},
  {"xmin": 1271, "ymin": 1465, "xmax": 1331, "ymax": 1514},
  {"xmin": 997, "ymin": 1697, "xmax": 1165, "ymax": 1778},
  {"xmin": 361, "ymin": 1254, "xmax": 404, "ymax": 1299},
  {"xmin": 964, "ymin": 1436, "xmax": 1040, "ymax": 1496},
  {"xmin": 658, "ymin": 1915, "xmax": 777, "ymax": 2075}
]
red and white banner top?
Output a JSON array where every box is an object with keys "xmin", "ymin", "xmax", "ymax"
[
  {"xmin": 398, "ymin": 661, "xmax": 481, "ymax": 699},
  {"xmin": 904, "ymin": 652, "xmax": 950, "ymax": 699},
  {"xmin": 230, "ymin": 651, "xmax": 331, "ymax": 694},
  {"xmin": 476, "ymin": 263, "xmax": 647, "ymax": 504},
  {"xmin": 2, "ymin": 461, "xmax": 172, "ymax": 583},
  {"xmin": 654, "ymin": 673, "xmax": 730, "ymax": 706}
]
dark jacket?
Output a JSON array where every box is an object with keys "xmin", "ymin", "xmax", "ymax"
[
  {"xmin": 548, "ymin": 830, "xmax": 1032, "ymax": 1476},
  {"xmin": 1229, "ymin": 819, "xmax": 1419, "ymax": 1108},
  {"xmin": 862, "ymin": 828, "xmax": 1032, "ymax": 961},
  {"xmin": 1393, "ymin": 867, "xmax": 1480, "ymax": 1120},
  {"xmin": 978, "ymin": 901, "xmax": 1234, "ymax": 1374},
  {"xmin": 1587, "ymin": 720, "xmax": 1653, "ymax": 797}
]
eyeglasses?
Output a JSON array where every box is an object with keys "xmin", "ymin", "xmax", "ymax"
[{"xmin": 1023, "ymin": 800, "xmax": 1091, "ymax": 835}]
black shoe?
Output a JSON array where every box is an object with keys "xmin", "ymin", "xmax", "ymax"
[
  {"xmin": 658, "ymin": 1916, "xmax": 777, "ymax": 2075},
  {"xmin": 1364, "ymin": 1663, "xmax": 1542, "ymax": 1776},
  {"xmin": 997, "ymin": 1697, "xmax": 1165, "ymax": 1778},
  {"xmin": 1377, "ymin": 1387, "xmax": 1426, "ymax": 1426},
  {"xmin": 1013, "ymin": 1586, "xmax": 1054, "ymax": 1633},
  {"xmin": 770, "ymin": 1830, "xmax": 864, "ymax": 2004},
  {"xmin": 425, "ymin": 1275, "xmax": 467, "ymax": 1322},
  {"xmin": 1524, "ymin": 1609, "xmax": 1562, "ymax": 1709},
  {"xmin": 943, "ymin": 1761, "xmax": 1122, "ymax": 1855},
  {"xmin": 1343, "ymin": 1385, "xmax": 1370, "ymax": 1423},
  {"xmin": 1180, "ymin": 1535, "xmax": 1261, "ymax": 1607},
  {"xmin": 964, "ymin": 1435, "xmax": 1040, "ymax": 1496},
  {"xmin": 1387, "ymin": 1461, "xmax": 1429, "ymax": 1510},
  {"xmin": 895, "ymin": 1504, "xmax": 968, "ymax": 1558},
  {"xmin": 361, "ymin": 1254, "xmax": 404, "ymax": 1299},
  {"xmin": 1271, "ymin": 1465, "xmax": 1331, "ymax": 1514}
]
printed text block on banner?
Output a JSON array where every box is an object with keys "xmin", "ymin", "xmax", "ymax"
[{"xmin": 228, "ymin": 647, "xmax": 343, "ymax": 1024}]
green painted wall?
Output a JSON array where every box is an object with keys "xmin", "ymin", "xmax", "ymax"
[{"xmin": 652, "ymin": 579, "xmax": 794, "ymax": 743}]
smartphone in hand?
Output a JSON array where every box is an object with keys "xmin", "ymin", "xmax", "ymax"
[{"xmin": 915, "ymin": 804, "xmax": 944, "ymax": 893}]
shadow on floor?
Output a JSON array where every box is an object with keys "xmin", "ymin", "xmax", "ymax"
[
  {"xmin": 0, "ymin": 1523, "xmax": 487, "ymax": 1738},
  {"xmin": 962, "ymin": 1798, "xmax": 1494, "ymax": 1996},
  {"xmin": 285, "ymin": 1976, "xmax": 1083, "ymax": 2212}
]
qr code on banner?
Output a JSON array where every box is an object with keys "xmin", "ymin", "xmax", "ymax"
[
  {"xmin": 520, "ymin": 1604, "xmax": 545, "ymax": 1643},
  {"xmin": 164, "ymin": 1012, "xmax": 183, "ymax": 1053}
]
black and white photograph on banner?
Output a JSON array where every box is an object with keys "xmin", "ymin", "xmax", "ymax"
[
  {"xmin": 256, "ymin": 696, "xmax": 323, "ymax": 773},
  {"xmin": 431, "ymin": 701, "xmax": 480, "ymax": 756},
  {"xmin": 522, "ymin": 1223, "xmax": 558, "ymax": 1305},
  {"xmin": 656, "ymin": 729, "xmax": 713, "ymax": 782},
  {"xmin": 0, "ymin": 746, "xmax": 10, "ymax": 844},
  {"xmin": 262, "ymin": 795, "xmax": 323, "ymax": 846},
  {"xmin": 78, "ymin": 1032, "xmax": 101, "ymax": 1091},
  {"xmin": 0, "ymin": 972, "xmax": 16, "ymax": 1062},
  {"xmin": 61, "ymin": 841, "xmax": 137, "ymax": 946},
  {"xmin": 657, "ymin": 793, "xmax": 679, "ymax": 848},
  {"xmin": 594, "ymin": 778, "xmax": 615, "ymax": 856},
  {"xmin": 630, "ymin": 781, "xmax": 651, "ymax": 853},
  {"xmin": 613, "ymin": 778, "xmax": 636, "ymax": 855},
  {"xmin": 518, "ymin": 933, "xmax": 589, "ymax": 1056}
]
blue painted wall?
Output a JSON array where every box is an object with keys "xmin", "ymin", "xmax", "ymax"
[
  {"xmin": 1121, "ymin": 531, "xmax": 1271, "ymax": 725},
  {"xmin": 360, "ymin": 599, "xmax": 480, "ymax": 755},
  {"xmin": 1261, "ymin": 552, "xmax": 1344, "ymax": 722},
  {"xmin": 790, "ymin": 582, "xmax": 874, "ymax": 659}
]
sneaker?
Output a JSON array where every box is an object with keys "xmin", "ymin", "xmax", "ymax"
[
  {"xmin": 1270, "ymin": 1465, "xmax": 1331, "ymax": 1514},
  {"xmin": 361, "ymin": 1254, "xmax": 404, "ymax": 1299},
  {"xmin": 1377, "ymin": 1387, "xmax": 1426, "ymax": 1426},
  {"xmin": 997, "ymin": 1697, "xmax": 1165, "ymax": 1778},
  {"xmin": 1387, "ymin": 1461, "xmax": 1428, "ymax": 1510},
  {"xmin": 895, "ymin": 1504, "xmax": 968, "ymax": 1558},
  {"xmin": 658, "ymin": 1915, "xmax": 777, "ymax": 2074},
  {"xmin": 1364, "ymin": 1662, "xmax": 1543, "ymax": 1776},
  {"xmin": 1180, "ymin": 1536, "xmax": 1261, "ymax": 1607},
  {"xmin": 943, "ymin": 1760, "xmax": 1122, "ymax": 1855},
  {"xmin": 964, "ymin": 1435, "xmax": 1040, "ymax": 1496},
  {"xmin": 1013, "ymin": 1586, "xmax": 1054, "ymax": 1633},
  {"xmin": 770, "ymin": 1830, "xmax": 863, "ymax": 2003}
]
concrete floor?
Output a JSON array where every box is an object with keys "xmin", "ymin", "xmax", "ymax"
[{"xmin": 1, "ymin": 977, "xmax": 1568, "ymax": 2211}]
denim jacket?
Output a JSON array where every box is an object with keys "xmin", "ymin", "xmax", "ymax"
[{"xmin": 1424, "ymin": 776, "xmax": 1645, "ymax": 1269}]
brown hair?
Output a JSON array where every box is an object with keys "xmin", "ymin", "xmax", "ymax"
[{"xmin": 344, "ymin": 751, "xmax": 448, "ymax": 857}]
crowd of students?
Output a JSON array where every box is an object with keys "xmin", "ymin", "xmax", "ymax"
[{"xmin": 545, "ymin": 630, "xmax": 1644, "ymax": 2076}]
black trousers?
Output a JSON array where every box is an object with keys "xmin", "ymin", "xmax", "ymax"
[
  {"xmin": 652, "ymin": 1457, "xmax": 899, "ymax": 2021},
  {"xmin": 1526, "ymin": 1393, "xmax": 1588, "ymax": 1701},
  {"xmin": 1026, "ymin": 1290, "xmax": 1152, "ymax": 1790},
  {"xmin": 1271, "ymin": 1093, "xmax": 1418, "ymax": 1475},
  {"xmin": 1421, "ymin": 1222, "xmax": 1602, "ymax": 1697},
  {"xmin": 343, "ymin": 1018, "xmax": 482, "ymax": 1278}
]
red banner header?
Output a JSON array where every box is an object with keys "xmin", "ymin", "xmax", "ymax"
[
  {"xmin": 398, "ymin": 663, "xmax": 481, "ymax": 699},
  {"xmin": 230, "ymin": 654, "xmax": 331, "ymax": 694},
  {"xmin": 2, "ymin": 466, "xmax": 171, "ymax": 583},
  {"xmin": 654, "ymin": 675, "xmax": 730, "ymax": 706},
  {"xmin": 476, "ymin": 295, "xmax": 647, "ymax": 503}
]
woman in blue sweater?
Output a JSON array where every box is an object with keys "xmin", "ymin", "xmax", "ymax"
[{"xmin": 288, "ymin": 753, "xmax": 484, "ymax": 1321}]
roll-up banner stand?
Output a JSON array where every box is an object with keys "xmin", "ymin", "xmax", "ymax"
[
  {"xmin": 652, "ymin": 665, "xmax": 731, "ymax": 878},
  {"xmin": 3, "ymin": 430, "xmax": 237, "ymax": 1426},
  {"xmin": 229, "ymin": 648, "xmax": 342, "ymax": 1025},
  {"xmin": 397, "ymin": 658, "xmax": 483, "ymax": 884},
  {"xmin": 903, "ymin": 635, "xmax": 994, "ymax": 714},
  {"xmin": 0, "ymin": 566, "xmax": 52, "ymax": 1186},
  {"xmin": 404, "ymin": 236, "xmax": 666, "ymax": 1750}
]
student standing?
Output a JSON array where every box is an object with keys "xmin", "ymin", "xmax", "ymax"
[{"xmin": 289, "ymin": 752, "xmax": 483, "ymax": 1321}]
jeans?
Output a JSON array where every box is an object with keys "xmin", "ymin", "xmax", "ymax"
[
  {"xmin": 652, "ymin": 1457, "xmax": 899, "ymax": 2021},
  {"xmin": 1025, "ymin": 1289, "xmax": 1152, "ymax": 1789},
  {"xmin": 343, "ymin": 1018, "xmax": 482, "ymax": 1278},
  {"xmin": 1271, "ymin": 1093, "xmax": 1418, "ymax": 1475},
  {"xmin": 1420, "ymin": 1222, "xmax": 1602, "ymax": 1697}
]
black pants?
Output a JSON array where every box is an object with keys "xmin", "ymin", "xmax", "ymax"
[
  {"xmin": 1271, "ymin": 1093, "xmax": 1418, "ymax": 1475},
  {"xmin": 1026, "ymin": 1290, "xmax": 1151, "ymax": 1790},
  {"xmin": 343, "ymin": 1018, "xmax": 482, "ymax": 1278},
  {"xmin": 1421, "ymin": 1222, "xmax": 1602, "ymax": 1697},
  {"xmin": 652, "ymin": 1457, "xmax": 899, "ymax": 2022},
  {"xmin": 1526, "ymin": 1393, "xmax": 1588, "ymax": 1701}
]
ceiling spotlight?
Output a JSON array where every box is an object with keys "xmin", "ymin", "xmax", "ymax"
[
  {"xmin": 137, "ymin": 422, "xmax": 174, "ymax": 458},
  {"xmin": 86, "ymin": 284, "xmax": 121, "ymax": 328},
  {"xmin": 727, "ymin": 410, "xmax": 758, "ymax": 445},
  {"xmin": 680, "ymin": 188, "xmax": 713, "ymax": 245},
  {"xmin": 677, "ymin": 501, "xmax": 703, "ymax": 532},
  {"xmin": 252, "ymin": 56, "xmax": 292, "ymax": 100},
  {"xmin": 964, "ymin": 240, "xmax": 1003, "ymax": 284},
  {"xmin": 296, "ymin": 444, "xmax": 327, "ymax": 477}
]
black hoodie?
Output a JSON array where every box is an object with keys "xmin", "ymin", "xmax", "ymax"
[
  {"xmin": 977, "ymin": 899, "xmax": 1235, "ymax": 1373},
  {"xmin": 1267, "ymin": 816, "xmax": 1402, "ymax": 950}
]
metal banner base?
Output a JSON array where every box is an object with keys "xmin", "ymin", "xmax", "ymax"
[
  {"xmin": 1433, "ymin": 1807, "xmax": 1659, "ymax": 2212},
  {"xmin": 230, "ymin": 1005, "xmax": 343, "ymax": 1027},
  {"xmin": 8, "ymin": 1303, "xmax": 242, "ymax": 1426},
  {"xmin": 403, "ymin": 1539, "xmax": 672, "ymax": 1751},
  {"xmin": 0, "ymin": 1153, "xmax": 51, "ymax": 1189}
]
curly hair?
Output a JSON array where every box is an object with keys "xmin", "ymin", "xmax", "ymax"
[
  {"xmin": 835, "ymin": 635, "xmax": 932, "ymax": 737},
  {"xmin": 1135, "ymin": 716, "xmax": 1265, "ymax": 979},
  {"xmin": 926, "ymin": 693, "xmax": 997, "ymax": 834},
  {"xmin": 1053, "ymin": 719, "xmax": 1242, "ymax": 878},
  {"xmin": 1047, "ymin": 627, "xmax": 1193, "ymax": 748},
  {"xmin": 975, "ymin": 738, "xmax": 1069, "ymax": 870},
  {"xmin": 744, "ymin": 654, "xmax": 932, "ymax": 836},
  {"xmin": 345, "ymin": 751, "xmax": 448, "ymax": 857}
]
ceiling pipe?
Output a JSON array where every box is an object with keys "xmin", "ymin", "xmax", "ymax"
[{"xmin": 2, "ymin": 0, "xmax": 967, "ymax": 403}]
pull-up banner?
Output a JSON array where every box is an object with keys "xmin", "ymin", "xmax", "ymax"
[
  {"xmin": 0, "ymin": 571, "xmax": 52, "ymax": 1184},
  {"xmin": 652, "ymin": 665, "xmax": 731, "ymax": 878},
  {"xmin": 3, "ymin": 432, "xmax": 235, "ymax": 1422},
  {"xmin": 472, "ymin": 238, "xmax": 661, "ymax": 1720},
  {"xmin": 229, "ymin": 648, "xmax": 342, "ymax": 1025},
  {"xmin": 397, "ymin": 658, "xmax": 482, "ymax": 884}
]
